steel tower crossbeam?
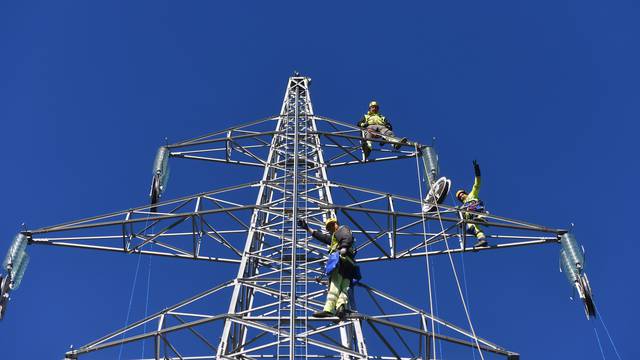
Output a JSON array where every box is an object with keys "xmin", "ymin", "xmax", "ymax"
[{"xmin": 24, "ymin": 175, "xmax": 562, "ymax": 266}]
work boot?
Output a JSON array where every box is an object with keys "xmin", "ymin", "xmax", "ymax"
[
  {"xmin": 336, "ymin": 305, "xmax": 347, "ymax": 320},
  {"xmin": 393, "ymin": 138, "xmax": 408, "ymax": 150},
  {"xmin": 474, "ymin": 215, "xmax": 488, "ymax": 224},
  {"xmin": 473, "ymin": 238, "xmax": 488, "ymax": 248},
  {"xmin": 362, "ymin": 144, "xmax": 371, "ymax": 161},
  {"xmin": 312, "ymin": 310, "xmax": 334, "ymax": 318}
]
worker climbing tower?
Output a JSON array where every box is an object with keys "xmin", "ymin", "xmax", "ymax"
[{"xmin": 2, "ymin": 75, "xmax": 595, "ymax": 359}]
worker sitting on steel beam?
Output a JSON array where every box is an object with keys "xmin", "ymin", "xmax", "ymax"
[
  {"xmin": 455, "ymin": 160, "xmax": 489, "ymax": 248},
  {"xmin": 298, "ymin": 217, "xmax": 357, "ymax": 320},
  {"xmin": 357, "ymin": 100, "xmax": 407, "ymax": 160}
]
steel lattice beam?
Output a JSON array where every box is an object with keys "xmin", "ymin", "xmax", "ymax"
[{"xmin": 5, "ymin": 75, "xmax": 573, "ymax": 359}]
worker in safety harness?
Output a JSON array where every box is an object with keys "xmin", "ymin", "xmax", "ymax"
[
  {"xmin": 298, "ymin": 217, "xmax": 357, "ymax": 320},
  {"xmin": 357, "ymin": 100, "xmax": 407, "ymax": 160},
  {"xmin": 455, "ymin": 160, "xmax": 489, "ymax": 248}
]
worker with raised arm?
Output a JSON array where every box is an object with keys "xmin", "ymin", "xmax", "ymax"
[
  {"xmin": 455, "ymin": 160, "xmax": 489, "ymax": 248},
  {"xmin": 357, "ymin": 101, "xmax": 406, "ymax": 160},
  {"xmin": 297, "ymin": 217, "xmax": 356, "ymax": 320}
]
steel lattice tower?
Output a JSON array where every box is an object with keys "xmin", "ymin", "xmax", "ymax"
[{"xmin": 0, "ymin": 75, "xmax": 595, "ymax": 360}]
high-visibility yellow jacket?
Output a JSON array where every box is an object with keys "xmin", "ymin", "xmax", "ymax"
[
  {"xmin": 358, "ymin": 112, "xmax": 392, "ymax": 130},
  {"xmin": 461, "ymin": 176, "xmax": 485, "ymax": 221},
  {"xmin": 465, "ymin": 176, "xmax": 481, "ymax": 203}
]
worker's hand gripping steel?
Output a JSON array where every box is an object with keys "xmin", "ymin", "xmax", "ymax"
[{"xmin": 297, "ymin": 219, "xmax": 310, "ymax": 231}]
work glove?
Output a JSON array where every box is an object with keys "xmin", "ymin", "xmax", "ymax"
[
  {"xmin": 297, "ymin": 219, "xmax": 309, "ymax": 231},
  {"xmin": 339, "ymin": 247, "xmax": 348, "ymax": 256},
  {"xmin": 473, "ymin": 160, "xmax": 481, "ymax": 177}
]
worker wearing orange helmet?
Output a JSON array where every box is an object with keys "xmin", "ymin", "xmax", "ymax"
[
  {"xmin": 456, "ymin": 160, "xmax": 489, "ymax": 248},
  {"xmin": 357, "ymin": 101, "xmax": 406, "ymax": 160},
  {"xmin": 298, "ymin": 217, "xmax": 357, "ymax": 319}
]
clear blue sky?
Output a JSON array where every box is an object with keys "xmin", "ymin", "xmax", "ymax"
[{"xmin": 1, "ymin": 1, "xmax": 637, "ymax": 359}]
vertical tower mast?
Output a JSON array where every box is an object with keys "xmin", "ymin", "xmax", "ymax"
[{"xmin": 218, "ymin": 75, "xmax": 352, "ymax": 358}]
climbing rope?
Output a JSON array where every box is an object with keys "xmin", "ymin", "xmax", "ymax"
[
  {"xmin": 140, "ymin": 242, "xmax": 154, "ymax": 359},
  {"xmin": 117, "ymin": 212, "xmax": 155, "ymax": 360},
  {"xmin": 450, "ymin": 189, "xmax": 477, "ymax": 360},
  {"xmin": 414, "ymin": 147, "xmax": 438, "ymax": 358},
  {"xmin": 117, "ymin": 247, "xmax": 143, "ymax": 360},
  {"xmin": 596, "ymin": 306, "xmax": 624, "ymax": 360},
  {"xmin": 460, "ymin": 252, "xmax": 477, "ymax": 360},
  {"xmin": 414, "ymin": 144, "xmax": 485, "ymax": 359},
  {"xmin": 425, "ymin": 225, "xmax": 445, "ymax": 359},
  {"xmin": 594, "ymin": 327, "xmax": 606, "ymax": 359}
]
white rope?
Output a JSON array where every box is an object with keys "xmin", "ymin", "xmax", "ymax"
[
  {"xmin": 140, "ymin": 242, "xmax": 153, "ymax": 358},
  {"xmin": 117, "ymin": 213, "xmax": 154, "ymax": 359},
  {"xmin": 117, "ymin": 247, "xmax": 143, "ymax": 360},
  {"xmin": 460, "ymin": 252, "xmax": 477, "ymax": 360},
  {"xmin": 426, "ymin": 230, "xmax": 445, "ymax": 358},
  {"xmin": 450, "ymin": 189, "xmax": 477, "ymax": 360},
  {"xmin": 594, "ymin": 326, "xmax": 607, "ymax": 359},
  {"xmin": 414, "ymin": 146, "xmax": 438, "ymax": 359},
  {"xmin": 414, "ymin": 145, "xmax": 485, "ymax": 359},
  {"xmin": 596, "ymin": 305, "xmax": 624, "ymax": 359},
  {"xmin": 435, "ymin": 190, "xmax": 485, "ymax": 359}
]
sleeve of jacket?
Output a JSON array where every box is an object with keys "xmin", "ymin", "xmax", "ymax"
[
  {"xmin": 335, "ymin": 226, "xmax": 354, "ymax": 249},
  {"xmin": 468, "ymin": 176, "xmax": 481, "ymax": 199},
  {"xmin": 311, "ymin": 230, "xmax": 332, "ymax": 246},
  {"xmin": 384, "ymin": 117, "xmax": 393, "ymax": 131},
  {"xmin": 357, "ymin": 116, "xmax": 367, "ymax": 128}
]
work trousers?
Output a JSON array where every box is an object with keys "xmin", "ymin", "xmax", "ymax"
[
  {"xmin": 323, "ymin": 270, "xmax": 351, "ymax": 313},
  {"xmin": 466, "ymin": 223, "xmax": 486, "ymax": 240},
  {"xmin": 464, "ymin": 213, "xmax": 486, "ymax": 240},
  {"xmin": 364, "ymin": 125, "xmax": 395, "ymax": 142}
]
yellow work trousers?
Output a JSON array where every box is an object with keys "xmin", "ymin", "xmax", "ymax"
[
  {"xmin": 466, "ymin": 223, "xmax": 485, "ymax": 240},
  {"xmin": 323, "ymin": 270, "xmax": 350, "ymax": 313}
]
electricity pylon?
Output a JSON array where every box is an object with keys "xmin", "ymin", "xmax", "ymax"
[{"xmin": 1, "ymin": 75, "xmax": 594, "ymax": 359}]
